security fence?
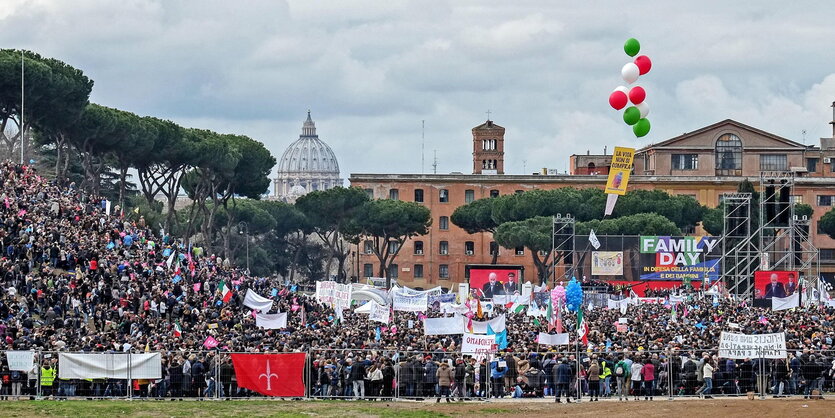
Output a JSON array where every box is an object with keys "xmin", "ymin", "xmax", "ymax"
[{"xmin": 2, "ymin": 349, "xmax": 834, "ymax": 400}]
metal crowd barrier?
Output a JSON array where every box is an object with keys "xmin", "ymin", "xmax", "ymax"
[{"xmin": 2, "ymin": 348, "xmax": 832, "ymax": 400}]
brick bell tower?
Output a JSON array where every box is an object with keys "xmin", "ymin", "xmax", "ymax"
[{"xmin": 472, "ymin": 115, "xmax": 505, "ymax": 174}]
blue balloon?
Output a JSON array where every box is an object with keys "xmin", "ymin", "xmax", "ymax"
[{"xmin": 565, "ymin": 278, "xmax": 584, "ymax": 312}]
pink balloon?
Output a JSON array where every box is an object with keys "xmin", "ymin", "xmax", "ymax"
[
  {"xmin": 635, "ymin": 55, "xmax": 652, "ymax": 75},
  {"xmin": 608, "ymin": 90, "xmax": 628, "ymax": 110},
  {"xmin": 629, "ymin": 86, "xmax": 646, "ymax": 104}
]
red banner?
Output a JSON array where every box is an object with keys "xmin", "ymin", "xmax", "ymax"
[{"xmin": 230, "ymin": 353, "xmax": 306, "ymax": 397}]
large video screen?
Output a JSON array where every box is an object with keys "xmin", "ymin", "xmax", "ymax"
[
  {"xmin": 468, "ymin": 267, "xmax": 522, "ymax": 299},
  {"xmin": 754, "ymin": 270, "xmax": 799, "ymax": 299}
]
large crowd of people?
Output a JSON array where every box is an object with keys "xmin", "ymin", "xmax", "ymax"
[{"xmin": 0, "ymin": 161, "xmax": 834, "ymax": 400}]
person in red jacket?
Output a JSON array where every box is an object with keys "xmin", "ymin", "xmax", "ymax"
[{"xmin": 641, "ymin": 357, "xmax": 655, "ymax": 401}]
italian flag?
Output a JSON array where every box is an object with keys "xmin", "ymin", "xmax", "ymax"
[
  {"xmin": 173, "ymin": 322, "xmax": 182, "ymax": 337},
  {"xmin": 220, "ymin": 280, "xmax": 233, "ymax": 303},
  {"xmin": 510, "ymin": 301, "xmax": 525, "ymax": 314},
  {"xmin": 577, "ymin": 309, "xmax": 589, "ymax": 346}
]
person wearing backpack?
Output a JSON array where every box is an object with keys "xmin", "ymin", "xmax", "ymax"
[
  {"xmin": 490, "ymin": 357, "xmax": 508, "ymax": 398},
  {"xmin": 614, "ymin": 355, "xmax": 630, "ymax": 401}
]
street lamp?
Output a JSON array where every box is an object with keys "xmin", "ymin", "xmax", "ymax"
[{"xmin": 238, "ymin": 221, "xmax": 250, "ymax": 275}]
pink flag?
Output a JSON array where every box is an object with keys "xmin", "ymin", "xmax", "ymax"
[
  {"xmin": 251, "ymin": 310, "xmax": 257, "ymax": 318},
  {"xmin": 3, "ymin": 196, "xmax": 8, "ymax": 209},
  {"xmin": 390, "ymin": 326, "xmax": 398, "ymax": 334},
  {"xmin": 17, "ymin": 209, "xmax": 26, "ymax": 217},
  {"xmin": 203, "ymin": 336, "xmax": 219, "ymax": 349},
  {"xmin": 193, "ymin": 283, "xmax": 201, "ymax": 292}
]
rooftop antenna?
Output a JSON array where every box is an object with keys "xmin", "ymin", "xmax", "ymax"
[
  {"xmin": 802, "ymin": 129, "xmax": 807, "ymax": 144},
  {"xmin": 523, "ymin": 160, "xmax": 527, "ymax": 174},
  {"xmin": 486, "ymin": 109, "xmax": 492, "ymax": 120},
  {"xmin": 432, "ymin": 149, "xmax": 438, "ymax": 174},
  {"xmin": 421, "ymin": 120, "xmax": 425, "ymax": 174}
]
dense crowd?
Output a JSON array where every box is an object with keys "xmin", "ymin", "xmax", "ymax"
[{"xmin": 0, "ymin": 161, "xmax": 834, "ymax": 400}]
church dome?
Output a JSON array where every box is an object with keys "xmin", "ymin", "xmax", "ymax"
[
  {"xmin": 277, "ymin": 111, "xmax": 340, "ymax": 175},
  {"xmin": 273, "ymin": 111, "xmax": 343, "ymax": 201}
]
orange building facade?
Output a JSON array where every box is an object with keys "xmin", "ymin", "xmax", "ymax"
[{"xmin": 350, "ymin": 116, "xmax": 835, "ymax": 290}]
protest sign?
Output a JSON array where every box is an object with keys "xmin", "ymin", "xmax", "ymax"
[
  {"xmin": 461, "ymin": 333, "xmax": 496, "ymax": 356},
  {"xmin": 6, "ymin": 351, "xmax": 35, "ymax": 371},
  {"xmin": 424, "ymin": 316, "xmax": 462, "ymax": 336},
  {"xmin": 718, "ymin": 331, "xmax": 786, "ymax": 359},
  {"xmin": 315, "ymin": 281, "xmax": 352, "ymax": 310},
  {"xmin": 368, "ymin": 302, "xmax": 390, "ymax": 324},
  {"xmin": 468, "ymin": 314, "xmax": 506, "ymax": 334},
  {"xmin": 392, "ymin": 290, "xmax": 428, "ymax": 312},
  {"xmin": 428, "ymin": 293, "xmax": 456, "ymax": 311},
  {"xmin": 537, "ymin": 332, "xmax": 569, "ymax": 346}
]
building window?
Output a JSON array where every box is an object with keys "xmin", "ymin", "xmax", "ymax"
[
  {"xmin": 388, "ymin": 188, "xmax": 399, "ymax": 200},
  {"xmin": 465, "ymin": 189, "xmax": 475, "ymax": 204},
  {"xmin": 364, "ymin": 240, "xmax": 373, "ymax": 254},
  {"xmin": 439, "ymin": 241, "xmax": 449, "ymax": 255},
  {"xmin": 807, "ymin": 158, "xmax": 819, "ymax": 173},
  {"xmin": 671, "ymin": 154, "xmax": 698, "ymax": 170},
  {"xmin": 715, "ymin": 133, "xmax": 742, "ymax": 176},
  {"xmin": 760, "ymin": 154, "xmax": 788, "ymax": 171},
  {"xmin": 439, "ymin": 264, "xmax": 449, "ymax": 279},
  {"xmin": 489, "ymin": 241, "xmax": 499, "ymax": 256},
  {"xmin": 414, "ymin": 264, "xmax": 424, "ymax": 278},
  {"xmin": 515, "ymin": 246, "xmax": 525, "ymax": 255},
  {"xmin": 439, "ymin": 189, "xmax": 449, "ymax": 203},
  {"xmin": 363, "ymin": 263, "xmax": 373, "ymax": 277},
  {"xmin": 820, "ymin": 249, "xmax": 835, "ymax": 261},
  {"xmin": 490, "ymin": 189, "xmax": 499, "ymax": 198},
  {"xmin": 388, "ymin": 241, "xmax": 400, "ymax": 254},
  {"xmin": 817, "ymin": 195, "xmax": 835, "ymax": 206},
  {"xmin": 388, "ymin": 264, "xmax": 399, "ymax": 279},
  {"xmin": 414, "ymin": 189, "xmax": 424, "ymax": 203},
  {"xmin": 364, "ymin": 188, "xmax": 374, "ymax": 199},
  {"xmin": 465, "ymin": 241, "xmax": 474, "ymax": 255},
  {"xmin": 790, "ymin": 195, "xmax": 803, "ymax": 204},
  {"xmin": 439, "ymin": 216, "xmax": 449, "ymax": 230},
  {"xmin": 414, "ymin": 241, "xmax": 424, "ymax": 255}
]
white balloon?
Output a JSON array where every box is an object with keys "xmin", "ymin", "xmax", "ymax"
[
  {"xmin": 615, "ymin": 85, "xmax": 629, "ymax": 94},
  {"xmin": 636, "ymin": 101, "xmax": 650, "ymax": 118},
  {"xmin": 621, "ymin": 63, "xmax": 640, "ymax": 84}
]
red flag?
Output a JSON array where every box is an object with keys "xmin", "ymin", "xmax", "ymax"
[{"xmin": 231, "ymin": 353, "xmax": 306, "ymax": 397}]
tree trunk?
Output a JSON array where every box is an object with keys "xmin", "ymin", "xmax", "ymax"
[{"xmin": 118, "ymin": 165, "xmax": 128, "ymax": 209}]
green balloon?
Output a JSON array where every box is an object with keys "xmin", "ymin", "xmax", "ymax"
[
  {"xmin": 633, "ymin": 118, "xmax": 651, "ymax": 137},
  {"xmin": 624, "ymin": 38, "xmax": 640, "ymax": 57},
  {"xmin": 623, "ymin": 106, "xmax": 641, "ymax": 125}
]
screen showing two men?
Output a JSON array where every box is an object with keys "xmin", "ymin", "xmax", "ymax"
[
  {"xmin": 469, "ymin": 269, "xmax": 520, "ymax": 299},
  {"xmin": 753, "ymin": 270, "xmax": 799, "ymax": 299}
]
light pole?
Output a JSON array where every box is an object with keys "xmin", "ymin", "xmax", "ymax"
[{"xmin": 238, "ymin": 221, "xmax": 249, "ymax": 274}]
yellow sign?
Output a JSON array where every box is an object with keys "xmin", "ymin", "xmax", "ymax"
[{"xmin": 604, "ymin": 146, "xmax": 635, "ymax": 195}]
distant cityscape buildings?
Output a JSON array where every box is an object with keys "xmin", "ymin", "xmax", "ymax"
[
  {"xmin": 350, "ymin": 105, "xmax": 835, "ymax": 289},
  {"xmin": 274, "ymin": 111, "xmax": 343, "ymax": 202}
]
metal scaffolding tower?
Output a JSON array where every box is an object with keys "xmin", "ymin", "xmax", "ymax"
[{"xmin": 722, "ymin": 192, "xmax": 758, "ymax": 296}]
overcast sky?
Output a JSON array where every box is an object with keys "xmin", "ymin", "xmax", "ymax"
[{"xmin": 3, "ymin": 1, "xmax": 835, "ymax": 180}]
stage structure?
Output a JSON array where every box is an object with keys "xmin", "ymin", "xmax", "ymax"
[
  {"xmin": 720, "ymin": 172, "xmax": 819, "ymax": 299},
  {"xmin": 552, "ymin": 215, "xmax": 576, "ymax": 285}
]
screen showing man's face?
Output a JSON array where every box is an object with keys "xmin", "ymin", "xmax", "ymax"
[{"xmin": 488, "ymin": 273, "xmax": 497, "ymax": 284}]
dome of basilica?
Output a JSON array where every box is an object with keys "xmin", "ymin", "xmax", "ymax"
[{"xmin": 274, "ymin": 111, "xmax": 343, "ymax": 201}]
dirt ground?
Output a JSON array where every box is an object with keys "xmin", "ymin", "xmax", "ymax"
[
  {"xmin": 377, "ymin": 398, "xmax": 832, "ymax": 417},
  {"xmin": 2, "ymin": 398, "xmax": 831, "ymax": 417}
]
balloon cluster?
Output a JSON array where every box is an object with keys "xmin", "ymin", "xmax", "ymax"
[
  {"xmin": 565, "ymin": 277, "xmax": 584, "ymax": 312},
  {"xmin": 608, "ymin": 38, "xmax": 652, "ymax": 138},
  {"xmin": 551, "ymin": 285, "xmax": 566, "ymax": 307}
]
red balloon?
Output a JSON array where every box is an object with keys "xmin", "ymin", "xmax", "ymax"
[
  {"xmin": 629, "ymin": 86, "xmax": 646, "ymax": 105},
  {"xmin": 635, "ymin": 55, "xmax": 652, "ymax": 75},
  {"xmin": 608, "ymin": 91, "xmax": 628, "ymax": 110}
]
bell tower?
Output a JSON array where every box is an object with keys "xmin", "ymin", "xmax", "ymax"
[{"xmin": 472, "ymin": 115, "xmax": 505, "ymax": 174}]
